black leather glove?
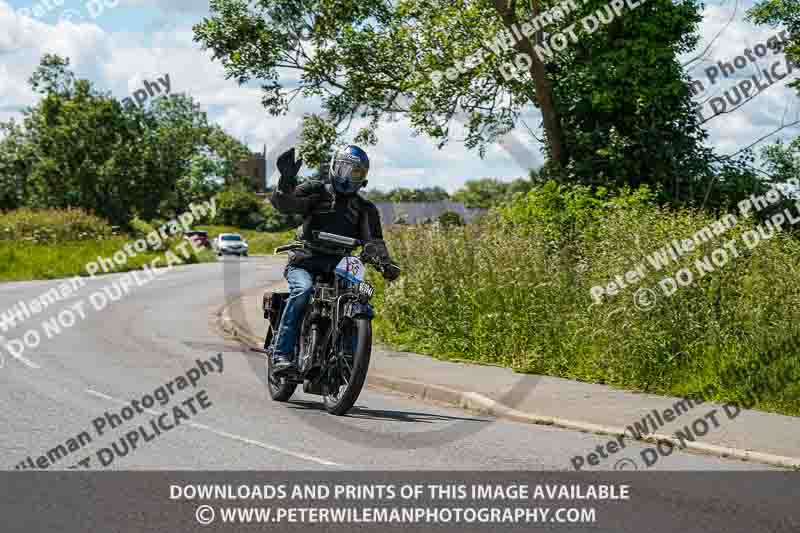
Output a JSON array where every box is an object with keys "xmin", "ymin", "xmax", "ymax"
[
  {"xmin": 363, "ymin": 240, "xmax": 391, "ymax": 264},
  {"xmin": 276, "ymin": 148, "xmax": 303, "ymax": 190},
  {"xmin": 382, "ymin": 263, "xmax": 401, "ymax": 282}
]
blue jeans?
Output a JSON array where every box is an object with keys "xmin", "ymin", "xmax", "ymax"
[{"xmin": 273, "ymin": 266, "xmax": 314, "ymax": 358}]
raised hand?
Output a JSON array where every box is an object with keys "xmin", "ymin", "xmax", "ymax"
[{"xmin": 277, "ymin": 147, "xmax": 303, "ymax": 179}]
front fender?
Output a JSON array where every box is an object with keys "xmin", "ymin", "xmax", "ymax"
[{"xmin": 343, "ymin": 301, "xmax": 374, "ymax": 320}]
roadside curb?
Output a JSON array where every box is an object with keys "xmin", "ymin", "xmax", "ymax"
[{"xmin": 217, "ymin": 296, "xmax": 800, "ymax": 471}]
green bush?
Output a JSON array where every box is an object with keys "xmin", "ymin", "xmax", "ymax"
[
  {"xmin": 129, "ymin": 216, "xmax": 155, "ymax": 237},
  {"xmin": 0, "ymin": 208, "xmax": 114, "ymax": 243},
  {"xmin": 373, "ymin": 182, "xmax": 800, "ymax": 416},
  {"xmin": 257, "ymin": 202, "xmax": 303, "ymax": 232},
  {"xmin": 437, "ymin": 211, "xmax": 464, "ymax": 228},
  {"xmin": 213, "ymin": 187, "xmax": 263, "ymax": 228},
  {"xmin": 129, "ymin": 216, "xmax": 166, "ymax": 251}
]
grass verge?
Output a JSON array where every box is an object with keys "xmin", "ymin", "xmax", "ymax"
[
  {"xmin": 371, "ymin": 184, "xmax": 800, "ymax": 417},
  {"xmin": 0, "ymin": 238, "xmax": 217, "ymax": 281}
]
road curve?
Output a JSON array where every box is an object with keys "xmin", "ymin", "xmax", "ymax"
[{"xmin": 0, "ymin": 257, "xmax": 778, "ymax": 472}]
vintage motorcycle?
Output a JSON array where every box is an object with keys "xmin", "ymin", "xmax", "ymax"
[{"xmin": 261, "ymin": 232, "xmax": 400, "ymax": 415}]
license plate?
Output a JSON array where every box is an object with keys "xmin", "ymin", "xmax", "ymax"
[{"xmin": 358, "ymin": 282, "xmax": 374, "ymax": 299}]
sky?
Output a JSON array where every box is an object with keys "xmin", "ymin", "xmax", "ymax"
[{"xmin": 0, "ymin": 0, "xmax": 797, "ymax": 192}]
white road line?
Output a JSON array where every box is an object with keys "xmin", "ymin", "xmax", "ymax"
[
  {"xmin": 85, "ymin": 388, "xmax": 341, "ymax": 467},
  {"xmin": 86, "ymin": 389, "xmax": 113, "ymax": 401}
]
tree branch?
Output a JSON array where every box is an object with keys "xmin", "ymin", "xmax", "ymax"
[{"xmin": 683, "ymin": 0, "xmax": 739, "ymax": 70}]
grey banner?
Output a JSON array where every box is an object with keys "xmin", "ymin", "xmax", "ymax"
[{"xmin": 2, "ymin": 472, "xmax": 798, "ymax": 532}]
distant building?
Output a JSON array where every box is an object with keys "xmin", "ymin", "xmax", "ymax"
[
  {"xmin": 231, "ymin": 145, "xmax": 267, "ymax": 193},
  {"xmin": 373, "ymin": 201, "xmax": 487, "ymax": 225}
]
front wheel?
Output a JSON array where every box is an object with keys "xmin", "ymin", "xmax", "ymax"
[{"xmin": 322, "ymin": 318, "xmax": 372, "ymax": 415}]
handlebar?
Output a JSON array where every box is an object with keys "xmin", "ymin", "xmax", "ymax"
[
  {"xmin": 315, "ymin": 231, "xmax": 361, "ymax": 248},
  {"xmin": 276, "ymin": 232, "xmax": 401, "ymax": 280}
]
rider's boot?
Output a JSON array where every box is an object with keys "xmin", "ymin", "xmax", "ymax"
[{"xmin": 272, "ymin": 352, "xmax": 295, "ymax": 375}]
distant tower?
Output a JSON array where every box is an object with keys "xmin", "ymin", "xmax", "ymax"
[
  {"xmin": 263, "ymin": 144, "xmax": 267, "ymax": 191},
  {"xmin": 231, "ymin": 144, "xmax": 267, "ymax": 193}
]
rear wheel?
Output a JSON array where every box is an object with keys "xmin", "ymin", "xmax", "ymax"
[
  {"xmin": 265, "ymin": 325, "xmax": 296, "ymax": 402},
  {"xmin": 322, "ymin": 318, "xmax": 372, "ymax": 415}
]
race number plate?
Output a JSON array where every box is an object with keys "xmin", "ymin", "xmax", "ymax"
[
  {"xmin": 358, "ymin": 282, "xmax": 374, "ymax": 299},
  {"xmin": 334, "ymin": 256, "xmax": 366, "ymax": 284}
]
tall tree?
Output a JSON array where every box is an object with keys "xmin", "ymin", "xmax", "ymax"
[
  {"xmin": 0, "ymin": 55, "xmax": 248, "ymax": 224},
  {"xmin": 194, "ymin": 0, "xmax": 710, "ymax": 202}
]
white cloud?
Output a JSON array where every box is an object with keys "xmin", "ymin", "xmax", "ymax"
[
  {"xmin": 0, "ymin": 0, "xmax": 798, "ymax": 190},
  {"xmin": 687, "ymin": 2, "xmax": 800, "ymax": 159}
]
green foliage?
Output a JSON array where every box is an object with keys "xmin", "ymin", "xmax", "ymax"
[
  {"xmin": 550, "ymin": 0, "xmax": 711, "ymax": 200},
  {"xmin": 373, "ymin": 183, "xmax": 800, "ymax": 416},
  {"xmin": 437, "ymin": 210, "xmax": 464, "ymax": 227},
  {"xmin": 0, "ymin": 238, "xmax": 216, "ymax": 281},
  {"xmin": 762, "ymin": 138, "xmax": 800, "ymax": 183},
  {"xmin": 0, "ymin": 214, "xmax": 216, "ymax": 281},
  {"xmin": 0, "ymin": 208, "xmax": 114, "ymax": 243},
  {"xmin": 213, "ymin": 186, "xmax": 264, "ymax": 228},
  {"xmin": 364, "ymin": 186, "xmax": 450, "ymax": 203},
  {"xmin": 298, "ymin": 115, "xmax": 340, "ymax": 169},
  {"xmin": 129, "ymin": 216, "xmax": 156, "ymax": 238},
  {"xmin": 452, "ymin": 177, "xmax": 533, "ymax": 208},
  {"xmin": 0, "ymin": 54, "xmax": 247, "ymax": 226},
  {"xmin": 256, "ymin": 202, "xmax": 304, "ymax": 232},
  {"xmin": 497, "ymin": 180, "xmax": 657, "ymax": 245},
  {"xmin": 128, "ymin": 216, "xmax": 167, "ymax": 251},
  {"xmin": 195, "ymin": 0, "xmax": 714, "ymax": 207}
]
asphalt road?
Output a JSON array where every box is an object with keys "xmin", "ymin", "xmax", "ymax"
[{"xmin": 0, "ymin": 256, "xmax": 778, "ymax": 472}]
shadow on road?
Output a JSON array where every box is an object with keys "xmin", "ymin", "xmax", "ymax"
[{"xmin": 285, "ymin": 400, "xmax": 491, "ymax": 424}]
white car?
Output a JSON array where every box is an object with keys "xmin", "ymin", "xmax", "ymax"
[{"xmin": 214, "ymin": 233, "xmax": 249, "ymax": 257}]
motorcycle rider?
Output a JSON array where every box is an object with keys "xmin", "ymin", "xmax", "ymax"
[{"xmin": 269, "ymin": 145, "xmax": 400, "ymax": 373}]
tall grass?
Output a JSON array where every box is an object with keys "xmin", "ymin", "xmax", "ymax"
[
  {"xmin": 0, "ymin": 208, "xmax": 114, "ymax": 243},
  {"xmin": 372, "ymin": 182, "xmax": 800, "ymax": 416}
]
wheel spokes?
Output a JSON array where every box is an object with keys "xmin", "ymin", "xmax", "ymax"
[{"xmin": 323, "ymin": 326, "xmax": 358, "ymax": 402}]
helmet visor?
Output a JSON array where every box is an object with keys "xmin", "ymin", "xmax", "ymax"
[{"xmin": 332, "ymin": 161, "xmax": 367, "ymax": 182}]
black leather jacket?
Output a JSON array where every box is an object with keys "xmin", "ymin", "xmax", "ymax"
[{"xmin": 270, "ymin": 176, "xmax": 386, "ymax": 272}]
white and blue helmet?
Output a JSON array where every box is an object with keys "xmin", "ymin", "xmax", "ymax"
[{"xmin": 329, "ymin": 145, "xmax": 369, "ymax": 195}]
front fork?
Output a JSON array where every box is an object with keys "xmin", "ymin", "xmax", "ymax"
[{"xmin": 300, "ymin": 322, "xmax": 320, "ymax": 373}]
